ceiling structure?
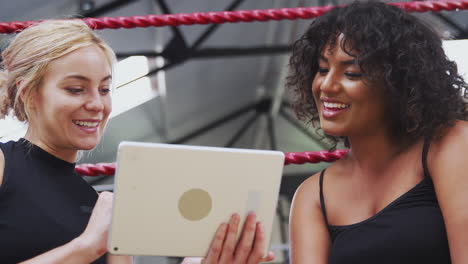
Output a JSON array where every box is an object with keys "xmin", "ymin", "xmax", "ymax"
[{"xmin": 0, "ymin": 0, "xmax": 467, "ymax": 179}]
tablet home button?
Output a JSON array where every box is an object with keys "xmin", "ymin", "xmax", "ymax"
[{"xmin": 178, "ymin": 188, "xmax": 212, "ymax": 221}]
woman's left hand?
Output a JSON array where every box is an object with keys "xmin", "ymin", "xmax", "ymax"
[{"xmin": 183, "ymin": 212, "xmax": 275, "ymax": 264}]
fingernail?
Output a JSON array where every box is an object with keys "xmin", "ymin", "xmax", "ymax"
[
  {"xmin": 258, "ymin": 222, "xmax": 264, "ymax": 233},
  {"xmin": 247, "ymin": 212, "xmax": 257, "ymax": 221},
  {"xmin": 232, "ymin": 213, "xmax": 240, "ymax": 223}
]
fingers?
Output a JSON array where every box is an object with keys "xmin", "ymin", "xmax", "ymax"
[
  {"xmin": 78, "ymin": 191, "xmax": 114, "ymax": 258},
  {"xmin": 85, "ymin": 191, "xmax": 114, "ymax": 233},
  {"xmin": 246, "ymin": 222, "xmax": 268, "ymax": 264},
  {"xmin": 204, "ymin": 222, "xmax": 228, "ymax": 264},
  {"xmin": 233, "ymin": 212, "xmax": 257, "ymax": 263},
  {"xmin": 218, "ymin": 214, "xmax": 240, "ymax": 263},
  {"xmin": 204, "ymin": 213, "xmax": 271, "ymax": 264},
  {"xmin": 260, "ymin": 251, "xmax": 275, "ymax": 263},
  {"xmin": 91, "ymin": 191, "xmax": 114, "ymax": 221}
]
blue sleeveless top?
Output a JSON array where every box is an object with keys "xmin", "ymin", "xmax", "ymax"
[
  {"xmin": 319, "ymin": 142, "xmax": 451, "ymax": 263},
  {"xmin": 0, "ymin": 139, "xmax": 106, "ymax": 264}
]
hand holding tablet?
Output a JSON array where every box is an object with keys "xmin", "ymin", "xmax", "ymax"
[
  {"xmin": 200, "ymin": 212, "xmax": 275, "ymax": 264},
  {"xmin": 108, "ymin": 142, "xmax": 284, "ymax": 258}
]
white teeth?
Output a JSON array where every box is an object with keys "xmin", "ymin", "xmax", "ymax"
[
  {"xmin": 74, "ymin": 120, "xmax": 99, "ymax": 128},
  {"xmin": 323, "ymin": 102, "xmax": 349, "ymax": 109}
]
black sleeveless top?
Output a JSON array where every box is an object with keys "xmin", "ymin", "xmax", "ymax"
[
  {"xmin": 319, "ymin": 142, "xmax": 451, "ymax": 263},
  {"xmin": 0, "ymin": 139, "xmax": 106, "ymax": 264}
]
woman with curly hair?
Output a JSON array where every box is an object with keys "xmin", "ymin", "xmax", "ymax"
[{"xmin": 288, "ymin": 1, "xmax": 468, "ymax": 263}]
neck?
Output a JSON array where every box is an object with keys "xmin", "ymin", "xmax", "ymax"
[
  {"xmin": 24, "ymin": 129, "xmax": 78, "ymax": 163},
  {"xmin": 345, "ymin": 130, "xmax": 410, "ymax": 177}
]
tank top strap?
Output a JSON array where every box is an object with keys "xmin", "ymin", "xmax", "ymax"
[
  {"xmin": 0, "ymin": 141, "xmax": 15, "ymax": 191},
  {"xmin": 319, "ymin": 169, "xmax": 330, "ymax": 225},
  {"xmin": 421, "ymin": 139, "xmax": 431, "ymax": 178}
]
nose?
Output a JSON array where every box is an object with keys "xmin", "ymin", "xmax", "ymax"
[
  {"xmin": 84, "ymin": 91, "xmax": 105, "ymax": 112},
  {"xmin": 319, "ymin": 71, "xmax": 340, "ymax": 95}
]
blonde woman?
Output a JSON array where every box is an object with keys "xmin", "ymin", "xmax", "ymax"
[{"xmin": 0, "ymin": 20, "xmax": 273, "ymax": 264}]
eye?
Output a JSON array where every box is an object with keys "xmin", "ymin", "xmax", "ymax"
[
  {"xmin": 99, "ymin": 87, "xmax": 111, "ymax": 95},
  {"xmin": 345, "ymin": 72, "xmax": 362, "ymax": 78},
  {"xmin": 318, "ymin": 67, "xmax": 329, "ymax": 75},
  {"xmin": 66, "ymin": 87, "xmax": 84, "ymax": 94}
]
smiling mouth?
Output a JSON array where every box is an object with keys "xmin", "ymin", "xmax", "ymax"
[
  {"xmin": 320, "ymin": 101, "xmax": 350, "ymax": 119},
  {"xmin": 323, "ymin": 102, "xmax": 350, "ymax": 109},
  {"xmin": 72, "ymin": 120, "xmax": 100, "ymax": 128}
]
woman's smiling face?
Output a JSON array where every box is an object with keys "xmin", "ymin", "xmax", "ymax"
[
  {"xmin": 28, "ymin": 44, "xmax": 112, "ymax": 153},
  {"xmin": 312, "ymin": 36, "xmax": 388, "ymax": 139}
]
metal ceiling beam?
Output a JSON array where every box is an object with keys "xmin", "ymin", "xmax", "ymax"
[
  {"xmin": 115, "ymin": 45, "xmax": 291, "ymax": 59},
  {"xmin": 168, "ymin": 100, "xmax": 263, "ymax": 144},
  {"xmin": 191, "ymin": 0, "xmax": 246, "ymax": 50},
  {"xmin": 77, "ymin": 0, "xmax": 139, "ymax": 17},
  {"xmin": 432, "ymin": 12, "xmax": 468, "ymax": 39},
  {"xmin": 155, "ymin": 0, "xmax": 188, "ymax": 54}
]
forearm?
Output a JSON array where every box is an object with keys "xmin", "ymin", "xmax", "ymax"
[{"xmin": 19, "ymin": 237, "xmax": 100, "ymax": 264}]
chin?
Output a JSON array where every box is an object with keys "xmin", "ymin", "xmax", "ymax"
[
  {"xmin": 79, "ymin": 144, "xmax": 97, "ymax": 151},
  {"xmin": 320, "ymin": 122, "xmax": 347, "ymax": 137},
  {"xmin": 75, "ymin": 138, "xmax": 100, "ymax": 150}
]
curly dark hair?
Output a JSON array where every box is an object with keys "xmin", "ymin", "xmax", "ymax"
[{"xmin": 286, "ymin": 1, "xmax": 468, "ymax": 149}]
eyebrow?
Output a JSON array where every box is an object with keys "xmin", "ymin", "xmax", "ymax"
[
  {"xmin": 64, "ymin": 74, "xmax": 112, "ymax": 82},
  {"xmin": 319, "ymin": 55, "xmax": 357, "ymax": 65}
]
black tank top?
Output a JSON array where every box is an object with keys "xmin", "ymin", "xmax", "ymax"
[
  {"xmin": 0, "ymin": 138, "xmax": 106, "ymax": 264},
  {"xmin": 319, "ymin": 141, "xmax": 451, "ymax": 263}
]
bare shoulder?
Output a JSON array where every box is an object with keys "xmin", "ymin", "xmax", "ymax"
[
  {"xmin": 427, "ymin": 122, "xmax": 468, "ymax": 261},
  {"xmin": 293, "ymin": 160, "xmax": 346, "ymax": 204},
  {"xmin": 439, "ymin": 120, "xmax": 468, "ymax": 143},
  {"xmin": 290, "ymin": 169, "xmax": 332, "ymax": 263},
  {"xmin": 427, "ymin": 120, "xmax": 468, "ymax": 195},
  {"xmin": 429, "ymin": 120, "xmax": 468, "ymax": 172},
  {"xmin": 0, "ymin": 147, "xmax": 4, "ymax": 186},
  {"xmin": 294, "ymin": 171, "xmax": 321, "ymax": 203}
]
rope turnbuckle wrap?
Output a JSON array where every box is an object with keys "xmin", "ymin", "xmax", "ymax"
[
  {"xmin": 283, "ymin": 149, "xmax": 348, "ymax": 165},
  {"xmin": 0, "ymin": 0, "xmax": 467, "ymax": 34},
  {"xmin": 75, "ymin": 149, "xmax": 348, "ymax": 176},
  {"xmin": 75, "ymin": 162, "xmax": 116, "ymax": 177}
]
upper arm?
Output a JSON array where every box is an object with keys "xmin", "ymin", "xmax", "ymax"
[
  {"xmin": 0, "ymin": 147, "xmax": 4, "ymax": 187},
  {"xmin": 430, "ymin": 121, "xmax": 468, "ymax": 263},
  {"xmin": 289, "ymin": 173, "xmax": 330, "ymax": 264}
]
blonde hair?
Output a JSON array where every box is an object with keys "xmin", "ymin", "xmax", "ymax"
[{"xmin": 0, "ymin": 19, "xmax": 116, "ymax": 121}]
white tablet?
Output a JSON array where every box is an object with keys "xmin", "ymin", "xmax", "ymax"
[{"xmin": 108, "ymin": 141, "xmax": 285, "ymax": 257}]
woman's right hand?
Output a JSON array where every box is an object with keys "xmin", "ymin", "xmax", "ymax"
[{"xmin": 77, "ymin": 191, "xmax": 114, "ymax": 260}]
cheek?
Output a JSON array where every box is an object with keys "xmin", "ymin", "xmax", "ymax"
[
  {"xmin": 349, "ymin": 86, "xmax": 386, "ymax": 117},
  {"xmin": 311, "ymin": 78, "xmax": 321, "ymax": 101},
  {"xmin": 104, "ymin": 97, "xmax": 112, "ymax": 116},
  {"xmin": 346, "ymin": 82, "xmax": 371, "ymax": 103}
]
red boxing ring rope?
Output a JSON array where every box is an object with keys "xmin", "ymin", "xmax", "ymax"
[
  {"xmin": 75, "ymin": 150, "xmax": 349, "ymax": 176},
  {"xmin": 0, "ymin": 0, "xmax": 467, "ymax": 33}
]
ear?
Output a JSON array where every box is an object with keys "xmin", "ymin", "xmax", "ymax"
[{"xmin": 18, "ymin": 83, "xmax": 37, "ymax": 110}]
